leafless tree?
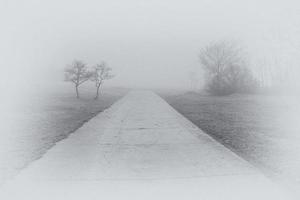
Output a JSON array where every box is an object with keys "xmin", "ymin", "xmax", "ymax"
[
  {"xmin": 91, "ymin": 62, "xmax": 114, "ymax": 99},
  {"xmin": 199, "ymin": 41, "xmax": 257, "ymax": 95},
  {"xmin": 64, "ymin": 60, "xmax": 92, "ymax": 98}
]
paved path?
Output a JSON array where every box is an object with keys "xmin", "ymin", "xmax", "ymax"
[{"xmin": 0, "ymin": 91, "xmax": 295, "ymax": 199}]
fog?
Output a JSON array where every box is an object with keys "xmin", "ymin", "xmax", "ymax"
[
  {"xmin": 2, "ymin": 1, "xmax": 300, "ymax": 195},
  {"xmin": 1, "ymin": 0, "xmax": 300, "ymax": 94}
]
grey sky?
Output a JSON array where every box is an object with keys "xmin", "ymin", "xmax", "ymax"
[{"xmin": 1, "ymin": 0, "xmax": 299, "ymax": 91}]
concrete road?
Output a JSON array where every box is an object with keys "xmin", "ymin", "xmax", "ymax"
[{"xmin": 0, "ymin": 91, "xmax": 295, "ymax": 200}]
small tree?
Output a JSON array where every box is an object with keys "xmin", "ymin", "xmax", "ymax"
[
  {"xmin": 64, "ymin": 60, "xmax": 91, "ymax": 98},
  {"xmin": 91, "ymin": 62, "xmax": 114, "ymax": 99}
]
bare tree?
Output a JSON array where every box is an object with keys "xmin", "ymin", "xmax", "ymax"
[
  {"xmin": 91, "ymin": 62, "xmax": 114, "ymax": 99},
  {"xmin": 199, "ymin": 41, "xmax": 257, "ymax": 95},
  {"xmin": 64, "ymin": 60, "xmax": 91, "ymax": 98}
]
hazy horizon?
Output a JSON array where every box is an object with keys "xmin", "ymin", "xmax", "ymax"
[{"xmin": 1, "ymin": 0, "xmax": 300, "ymax": 94}]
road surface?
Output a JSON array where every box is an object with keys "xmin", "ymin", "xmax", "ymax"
[{"xmin": 0, "ymin": 91, "xmax": 295, "ymax": 200}]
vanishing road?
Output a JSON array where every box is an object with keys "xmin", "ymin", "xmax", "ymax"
[{"xmin": 0, "ymin": 91, "xmax": 295, "ymax": 200}]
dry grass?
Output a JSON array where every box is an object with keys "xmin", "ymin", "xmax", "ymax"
[
  {"xmin": 162, "ymin": 91, "xmax": 300, "ymax": 184},
  {"xmin": 0, "ymin": 85, "xmax": 128, "ymax": 184}
]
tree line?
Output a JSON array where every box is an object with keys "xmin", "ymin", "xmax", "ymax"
[{"xmin": 64, "ymin": 60, "xmax": 114, "ymax": 99}]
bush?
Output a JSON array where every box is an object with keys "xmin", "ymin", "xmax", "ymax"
[{"xmin": 199, "ymin": 41, "xmax": 257, "ymax": 95}]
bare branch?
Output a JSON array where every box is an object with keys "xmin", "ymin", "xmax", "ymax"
[
  {"xmin": 64, "ymin": 60, "xmax": 91, "ymax": 98},
  {"xmin": 90, "ymin": 61, "xmax": 115, "ymax": 99}
]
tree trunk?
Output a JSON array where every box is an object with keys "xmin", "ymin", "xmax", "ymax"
[
  {"xmin": 75, "ymin": 85, "xmax": 79, "ymax": 98},
  {"xmin": 95, "ymin": 84, "xmax": 101, "ymax": 100}
]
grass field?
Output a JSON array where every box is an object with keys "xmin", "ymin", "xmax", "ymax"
[
  {"xmin": 0, "ymin": 84, "xmax": 128, "ymax": 184},
  {"xmin": 162, "ymin": 91, "xmax": 300, "ymax": 187}
]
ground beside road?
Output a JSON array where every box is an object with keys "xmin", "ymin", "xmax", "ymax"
[
  {"xmin": 161, "ymin": 91, "xmax": 300, "ymax": 192},
  {"xmin": 0, "ymin": 85, "xmax": 128, "ymax": 185}
]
